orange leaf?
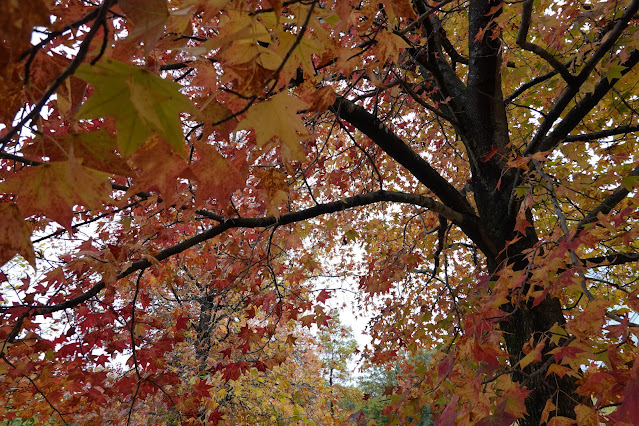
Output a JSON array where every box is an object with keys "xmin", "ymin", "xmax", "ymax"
[
  {"xmin": 546, "ymin": 416, "xmax": 576, "ymax": 426},
  {"xmin": 574, "ymin": 405, "xmax": 600, "ymax": 426},
  {"xmin": 125, "ymin": 137, "xmax": 190, "ymax": 205},
  {"xmin": 255, "ymin": 168, "xmax": 289, "ymax": 217},
  {"xmin": 541, "ymin": 399, "xmax": 556, "ymax": 424},
  {"xmin": 0, "ymin": 157, "xmax": 111, "ymax": 230},
  {"xmin": 309, "ymin": 86, "xmax": 337, "ymax": 113},
  {"xmin": 518, "ymin": 338, "xmax": 545, "ymax": 369},
  {"xmin": 502, "ymin": 387, "xmax": 531, "ymax": 418},
  {"xmin": 189, "ymin": 143, "xmax": 248, "ymax": 207},
  {"xmin": 375, "ymin": 30, "xmax": 410, "ymax": 64},
  {"xmin": 546, "ymin": 363, "xmax": 573, "ymax": 378}
]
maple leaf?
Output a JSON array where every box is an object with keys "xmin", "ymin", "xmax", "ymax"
[
  {"xmin": 190, "ymin": 60, "xmax": 218, "ymax": 95},
  {"xmin": 235, "ymin": 92, "xmax": 310, "ymax": 162},
  {"xmin": 24, "ymin": 130, "xmax": 131, "ymax": 176},
  {"xmin": 0, "ymin": 0, "xmax": 51, "ymax": 55},
  {"xmin": 380, "ymin": 0, "xmax": 416, "ymax": 22},
  {"xmin": 546, "ymin": 363, "xmax": 574, "ymax": 378},
  {"xmin": 309, "ymin": 86, "xmax": 337, "ymax": 113},
  {"xmin": 276, "ymin": 30, "xmax": 324, "ymax": 77},
  {"xmin": 375, "ymin": 30, "xmax": 410, "ymax": 64},
  {"xmin": 502, "ymin": 387, "xmax": 531, "ymax": 418},
  {"xmin": 573, "ymin": 405, "xmax": 600, "ymax": 426},
  {"xmin": 0, "ymin": 203, "xmax": 35, "ymax": 268},
  {"xmin": 612, "ymin": 367, "xmax": 639, "ymax": 424},
  {"xmin": 438, "ymin": 395, "xmax": 459, "ymax": 426},
  {"xmin": 254, "ymin": 167, "xmax": 290, "ymax": 217},
  {"xmin": 189, "ymin": 143, "xmax": 248, "ymax": 207},
  {"xmin": 0, "ymin": 157, "xmax": 111, "ymax": 230},
  {"xmin": 546, "ymin": 416, "xmax": 577, "ymax": 426},
  {"xmin": 198, "ymin": 97, "xmax": 238, "ymax": 141},
  {"xmin": 316, "ymin": 289, "xmax": 331, "ymax": 303},
  {"xmin": 76, "ymin": 59, "xmax": 197, "ymax": 156},
  {"xmin": 475, "ymin": 412, "xmax": 518, "ymax": 426},
  {"xmin": 56, "ymin": 75, "xmax": 88, "ymax": 117},
  {"xmin": 119, "ymin": 0, "xmax": 169, "ymax": 53},
  {"xmin": 125, "ymin": 136, "xmax": 191, "ymax": 205},
  {"xmin": 518, "ymin": 338, "xmax": 545, "ymax": 369},
  {"xmin": 541, "ymin": 399, "xmax": 557, "ymax": 424}
]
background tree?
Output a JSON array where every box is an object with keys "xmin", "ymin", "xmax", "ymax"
[
  {"xmin": 1, "ymin": 0, "xmax": 639, "ymax": 424},
  {"xmin": 357, "ymin": 350, "xmax": 434, "ymax": 426},
  {"xmin": 317, "ymin": 313, "xmax": 359, "ymax": 417},
  {"xmin": 318, "ymin": 312, "xmax": 358, "ymax": 387}
]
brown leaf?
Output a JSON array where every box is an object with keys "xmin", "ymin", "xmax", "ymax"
[{"xmin": 0, "ymin": 203, "xmax": 35, "ymax": 267}]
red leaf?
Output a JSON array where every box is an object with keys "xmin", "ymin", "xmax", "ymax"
[
  {"xmin": 316, "ymin": 289, "xmax": 332, "ymax": 303},
  {"xmin": 438, "ymin": 351, "xmax": 454, "ymax": 379},
  {"xmin": 438, "ymin": 395, "xmax": 459, "ymax": 426}
]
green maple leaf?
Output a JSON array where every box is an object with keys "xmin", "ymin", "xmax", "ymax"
[{"xmin": 76, "ymin": 59, "xmax": 198, "ymax": 156}]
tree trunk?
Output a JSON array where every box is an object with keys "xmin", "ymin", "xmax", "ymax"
[{"xmin": 463, "ymin": 1, "xmax": 582, "ymax": 421}]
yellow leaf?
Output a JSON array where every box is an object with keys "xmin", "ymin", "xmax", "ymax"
[
  {"xmin": 541, "ymin": 399, "xmax": 556, "ymax": 424},
  {"xmin": 518, "ymin": 339, "xmax": 545, "ymax": 369},
  {"xmin": 375, "ymin": 30, "xmax": 410, "ymax": 64},
  {"xmin": 235, "ymin": 92, "xmax": 310, "ymax": 162},
  {"xmin": 574, "ymin": 405, "xmax": 600, "ymax": 426},
  {"xmin": 276, "ymin": 30, "xmax": 324, "ymax": 77},
  {"xmin": 622, "ymin": 175, "xmax": 639, "ymax": 191},
  {"xmin": 255, "ymin": 168, "xmax": 289, "ymax": 217}
]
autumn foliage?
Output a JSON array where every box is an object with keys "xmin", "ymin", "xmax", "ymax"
[{"xmin": 2, "ymin": 0, "xmax": 639, "ymax": 424}]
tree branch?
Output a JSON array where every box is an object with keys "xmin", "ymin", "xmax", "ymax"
[
  {"xmin": 576, "ymin": 162, "xmax": 639, "ymax": 231},
  {"xmin": 576, "ymin": 0, "xmax": 639, "ymax": 82},
  {"xmin": 516, "ymin": 0, "xmax": 575, "ymax": 85},
  {"xmin": 579, "ymin": 252, "xmax": 639, "ymax": 269},
  {"xmin": 526, "ymin": 50, "xmax": 639, "ymax": 155},
  {"xmin": 524, "ymin": 0, "xmax": 639, "ymax": 156},
  {"xmin": 329, "ymin": 97, "xmax": 473, "ymax": 217},
  {"xmin": 564, "ymin": 125, "xmax": 639, "ymax": 143},
  {"xmin": 505, "ymin": 69, "xmax": 558, "ymax": 104},
  {"xmin": 1, "ymin": 190, "xmax": 471, "ymax": 318}
]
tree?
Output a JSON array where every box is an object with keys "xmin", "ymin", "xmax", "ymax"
[
  {"xmin": 1, "ymin": 0, "xmax": 639, "ymax": 424},
  {"xmin": 317, "ymin": 313, "xmax": 359, "ymax": 417},
  {"xmin": 318, "ymin": 313, "xmax": 358, "ymax": 387},
  {"xmin": 357, "ymin": 350, "xmax": 434, "ymax": 425}
]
